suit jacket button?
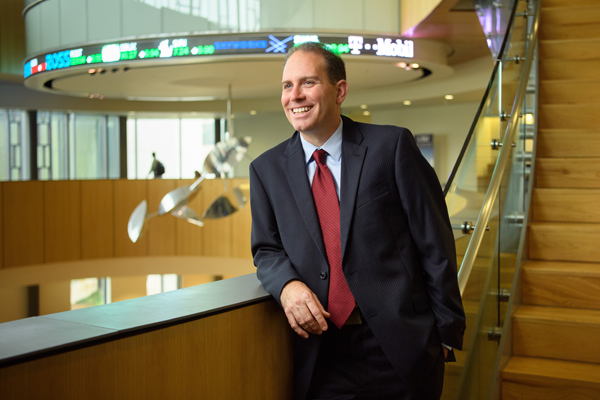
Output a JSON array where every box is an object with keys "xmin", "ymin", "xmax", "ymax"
[{"xmin": 319, "ymin": 272, "xmax": 328, "ymax": 280}]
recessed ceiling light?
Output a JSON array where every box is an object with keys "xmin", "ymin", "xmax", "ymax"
[
  {"xmin": 250, "ymin": 110, "xmax": 257, "ymax": 115},
  {"xmin": 410, "ymin": 63, "xmax": 420, "ymax": 69},
  {"xmin": 88, "ymin": 69, "xmax": 96, "ymax": 74},
  {"xmin": 445, "ymin": 95, "xmax": 454, "ymax": 100},
  {"xmin": 363, "ymin": 111, "xmax": 371, "ymax": 116},
  {"xmin": 403, "ymin": 100, "xmax": 412, "ymax": 106},
  {"xmin": 360, "ymin": 104, "xmax": 368, "ymax": 109},
  {"xmin": 396, "ymin": 62, "xmax": 407, "ymax": 68}
]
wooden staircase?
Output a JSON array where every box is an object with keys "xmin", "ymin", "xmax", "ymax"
[{"xmin": 501, "ymin": 0, "xmax": 600, "ymax": 398}]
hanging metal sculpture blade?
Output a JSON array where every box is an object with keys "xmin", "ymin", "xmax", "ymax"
[{"xmin": 128, "ymin": 200, "xmax": 148, "ymax": 243}]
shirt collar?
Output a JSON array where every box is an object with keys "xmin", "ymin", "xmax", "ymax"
[{"xmin": 300, "ymin": 117, "xmax": 343, "ymax": 165}]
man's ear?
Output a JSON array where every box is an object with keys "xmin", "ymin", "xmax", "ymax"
[{"xmin": 336, "ymin": 80, "xmax": 348, "ymax": 105}]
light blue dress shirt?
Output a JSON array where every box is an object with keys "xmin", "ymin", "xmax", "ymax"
[{"xmin": 299, "ymin": 118, "xmax": 343, "ymax": 201}]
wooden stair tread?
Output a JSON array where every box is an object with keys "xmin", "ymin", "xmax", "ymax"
[
  {"xmin": 539, "ymin": 128, "xmax": 600, "ymax": 134},
  {"xmin": 522, "ymin": 261, "xmax": 600, "ymax": 310},
  {"xmin": 539, "ymin": 59, "xmax": 600, "ymax": 81},
  {"xmin": 529, "ymin": 222, "xmax": 600, "ymax": 263},
  {"xmin": 536, "ymin": 158, "xmax": 600, "ymax": 188},
  {"xmin": 524, "ymin": 260, "xmax": 600, "ymax": 276},
  {"xmin": 543, "ymin": 0, "xmax": 600, "ymax": 7},
  {"xmin": 530, "ymin": 221, "xmax": 600, "ymax": 230},
  {"xmin": 540, "ymin": 38, "xmax": 600, "ymax": 61},
  {"xmin": 503, "ymin": 356, "xmax": 600, "ymax": 386},
  {"xmin": 532, "ymin": 188, "xmax": 600, "ymax": 223},
  {"xmin": 540, "ymin": 37, "xmax": 600, "ymax": 45},
  {"xmin": 515, "ymin": 305, "xmax": 600, "ymax": 325},
  {"xmin": 541, "ymin": 5, "xmax": 600, "ymax": 26},
  {"xmin": 537, "ymin": 129, "xmax": 600, "ymax": 158},
  {"xmin": 540, "ymin": 80, "xmax": 600, "ymax": 104}
]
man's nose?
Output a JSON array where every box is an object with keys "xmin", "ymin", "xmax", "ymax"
[{"xmin": 290, "ymin": 86, "xmax": 304, "ymax": 101}]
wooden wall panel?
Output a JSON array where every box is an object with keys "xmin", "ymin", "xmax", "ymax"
[
  {"xmin": 229, "ymin": 178, "xmax": 252, "ymax": 259},
  {"xmin": 202, "ymin": 179, "xmax": 232, "ymax": 257},
  {"xmin": 175, "ymin": 179, "xmax": 204, "ymax": 256},
  {"xmin": 1, "ymin": 179, "xmax": 254, "ymax": 267},
  {"xmin": 44, "ymin": 181, "xmax": 81, "ymax": 263},
  {"xmin": 114, "ymin": 180, "xmax": 148, "ymax": 257},
  {"xmin": 81, "ymin": 180, "xmax": 115, "ymax": 259},
  {"xmin": 0, "ymin": 301, "xmax": 293, "ymax": 400},
  {"xmin": 3, "ymin": 182, "xmax": 45, "ymax": 267},
  {"xmin": 147, "ymin": 179, "xmax": 176, "ymax": 256}
]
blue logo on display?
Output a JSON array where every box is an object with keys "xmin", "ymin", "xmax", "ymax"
[
  {"xmin": 214, "ymin": 40, "xmax": 267, "ymax": 51},
  {"xmin": 266, "ymin": 35, "xmax": 294, "ymax": 53}
]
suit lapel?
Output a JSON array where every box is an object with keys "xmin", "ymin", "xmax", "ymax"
[
  {"xmin": 340, "ymin": 117, "xmax": 367, "ymax": 262},
  {"xmin": 285, "ymin": 132, "xmax": 328, "ymax": 261}
]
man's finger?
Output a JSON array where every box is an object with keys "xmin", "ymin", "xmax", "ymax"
[
  {"xmin": 306, "ymin": 298, "xmax": 330, "ymax": 332},
  {"xmin": 285, "ymin": 309, "xmax": 309, "ymax": 339}
]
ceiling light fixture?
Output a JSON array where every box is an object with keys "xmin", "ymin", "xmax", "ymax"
[
  {"xmin": 363, "ymin": 111, "xmax": 371, "ymax": 116},
  {"xmin": 410, "ymin": 63, "xmax": 420, "ymax": 69},
  {"xmin": 360, "ymin": 104, "xmax": 368, "ymax": 109},
  {"xmin": 445, "ymin": 95, "xmax": 454, "ymax": 100},
  {"xmin": 403, "ymin": 100, "xmax": 412, "ymax": 106},
  {"xmin": 396, "ymin": 62, "xmax": 407, "ymax": 68},
  {"xmin": 250, "ymin": 110, "xmax": 257, "ymax": 115}
]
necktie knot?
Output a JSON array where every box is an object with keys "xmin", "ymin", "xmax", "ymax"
[{"xmin": 313, "ymin": 149, "xmax": 328, "ymax": 167}]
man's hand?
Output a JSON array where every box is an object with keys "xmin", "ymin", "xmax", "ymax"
[{"xmin": 280, "ymin": 280, "xmax": 330, "ymax": 339}]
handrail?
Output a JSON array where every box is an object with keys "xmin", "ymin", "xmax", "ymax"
[
  {"xmin": 456, "ymin": 0, "xmax": 540, "ymax": 294},
  {"xmin": 443, "ymin": 0, "xmax": 520, "ymax": 195}
]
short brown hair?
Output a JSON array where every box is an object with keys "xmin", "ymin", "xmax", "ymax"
[{"xmin": 284, "ymin": 42, "xmax": 346, "ymax": 85}]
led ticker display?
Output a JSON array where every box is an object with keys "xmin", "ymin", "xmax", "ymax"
[{"xmin": 24, "ymin": 33, "xmax": 414, "ymax": 79}]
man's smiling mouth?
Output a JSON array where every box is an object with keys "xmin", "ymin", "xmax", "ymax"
[{"xmin": 292, "ymin": 106, "xmax": 313, "ymax": 115}]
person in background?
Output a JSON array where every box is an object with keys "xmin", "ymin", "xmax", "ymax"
[{"xmin": 148, "ymin": 152, "xmax": 165, "ymax": 179}]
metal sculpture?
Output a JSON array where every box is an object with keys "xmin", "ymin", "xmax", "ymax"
[{"xmin": 127, "ymin": 136, "xmax": 252, "ymax": 243}]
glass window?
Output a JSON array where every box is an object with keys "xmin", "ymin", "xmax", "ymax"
[
  {"xmin": 128, "ymin": 117, "xmax": 216, "ymax": 179},
  {"xmin": 136, "ymin": 119, "xmax": 180, "ymax": 179},
  {"xmin": 147, "ymin": 274, "xmax": 180, "ymax": 296},
  {"xmin": 127, "ymin": 118, "xmax": 137, "ymax": 179},
  {"xmin": 50, "ymin": 112, "xmax": 69, "ymax": 180},
  {"xmin": 70, "ymin": 277, "xmax": 111, "ymax": 310},
  {"xmin": 181, "ymin": 119, "xmax": 214, "ymax": 178},
  {"xmin": 107, "ymin": 116, "xmax": 121, "ymax": 179},
  {"xmin": 71, "ymin": 114, "xmax": 107, "ymax": 179},
  {"xmin": 0, "ymin": 109, "xmax": 9, "ymax": 181}
]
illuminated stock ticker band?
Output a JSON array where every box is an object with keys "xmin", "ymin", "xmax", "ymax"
[{"xmin": 24, "ymin": 33, "xmax": 414, "ymax": 79}]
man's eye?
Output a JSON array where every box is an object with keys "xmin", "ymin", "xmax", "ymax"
[
  {"xmin": 304, "ymin": 80, "xmax": 314, "ymax": 85},
  {"xmin": 283, "ymin": 84, "xmax": 291, "ymax": 90}
]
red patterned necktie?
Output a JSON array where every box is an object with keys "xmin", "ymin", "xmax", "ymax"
[{"xmin": 311, "ymin": 149, "xmax": 355, "ymax": 329}]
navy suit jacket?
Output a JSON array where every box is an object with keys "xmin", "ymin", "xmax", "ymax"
[{"xmin": 250, "ymin": 116, "xmax": 465, "ymax": 400}]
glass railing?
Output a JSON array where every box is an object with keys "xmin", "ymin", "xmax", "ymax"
[{"xmin": 441, "ymin": 0, "xmax": 540, "ymax": 399}]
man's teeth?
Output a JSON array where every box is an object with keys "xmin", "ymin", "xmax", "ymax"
[{"xmin": 293, "ymin": 107, "xmax": 312, "ymax": 114}]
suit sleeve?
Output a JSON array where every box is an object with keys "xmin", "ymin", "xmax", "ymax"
[
  {"xmin": 250, "ymin": 162, "xmax": 301, "ymax": 306},
  {"xmin": 394, "ymin": 129, "xmax": 466, "ymax": 350}
]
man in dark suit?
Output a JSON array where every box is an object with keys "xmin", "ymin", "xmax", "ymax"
[{"xmin": 250, "ymin": 42, "xmax": 465, "ymax": 400}]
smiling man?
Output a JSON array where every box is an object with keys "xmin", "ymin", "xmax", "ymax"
[{"xmin": 250, "ymin": 42, "xmax": 465, "ymax": 400}]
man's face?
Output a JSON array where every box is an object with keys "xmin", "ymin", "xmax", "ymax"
[{"xmin": 281, "ymin": 51, "xmax": 347, "ymax": 139}]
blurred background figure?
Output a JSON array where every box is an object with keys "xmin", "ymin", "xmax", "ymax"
[{"xmin": 148, "ymin": 152, "xmax": 165, "ymax": 179}]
